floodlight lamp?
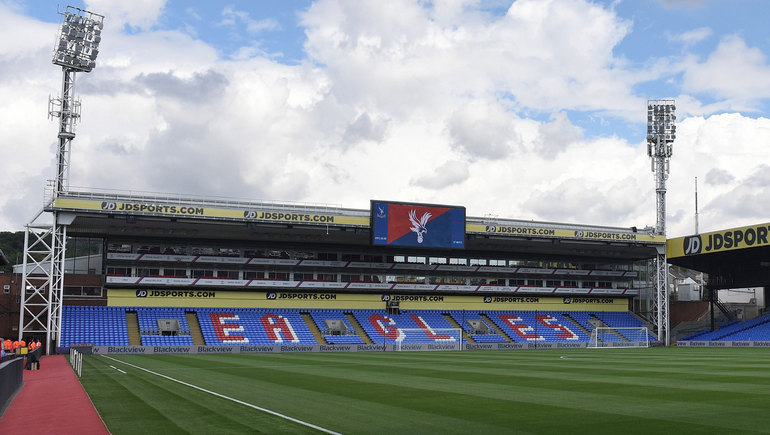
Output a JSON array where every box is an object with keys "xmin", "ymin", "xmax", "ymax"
[{"xmin": 52, "ymin": 6, "xmax": 104, "ymax": 73}]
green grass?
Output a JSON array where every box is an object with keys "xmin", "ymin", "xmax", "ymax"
[{"xmin": 78, "ymin": 348, "xmax": 770, "ymax": 434}]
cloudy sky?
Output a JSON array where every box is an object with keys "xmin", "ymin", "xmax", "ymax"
[{"xmin": 1, "ymin": 0, "xmax": 769, "ymax": 238}]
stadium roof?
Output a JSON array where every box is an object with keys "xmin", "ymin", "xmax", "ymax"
[
  {"xmin": 51, "ymin": 190, "xmax": 664, "ymax": 263},
  {"xmin": 667, "ymin": 222, "xmax": 770, "ymax": 290}
]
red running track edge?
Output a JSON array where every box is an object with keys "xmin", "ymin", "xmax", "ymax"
[{"xmin": 0, "ymin": 355, "xmax": 108, "ymax": 434}]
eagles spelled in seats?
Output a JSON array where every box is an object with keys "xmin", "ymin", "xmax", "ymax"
[
  {"xmin": 536, "ymin": 314, "xmax": 579, "ymax": 340},
  {"xmin": 369, "ymin": 313, "xmax": 404, "ymax": 341},
  {"xmin": 260, "ymin": 313, "xmax": 299, "ymax": 343},
  {"xmin": 209, "ymin": 313, "xmax": 249, "ymax": 344},
  {"xmin": 410, "ymin": 314, "xmax": 455, "ymax": 341}
]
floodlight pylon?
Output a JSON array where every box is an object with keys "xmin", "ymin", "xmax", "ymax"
[
  {"xmin": 646, "ymin": 99, "xmax": 675, "ymax": 346},
  {"xmin": 19, "ymin": 6, "xmax": 104, "ymax": 354}
]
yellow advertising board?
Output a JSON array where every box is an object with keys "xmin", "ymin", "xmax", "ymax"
[
  {"xmin": 108, "ymin": 289, "xmax": 627, "ymax": 312},
  {"xmin": 668, "ymin": 222, "xmax": 770, "ymax": 258},
  {"xmin": 466, "ymin": 223, "xmax": 665, "ymax": 243},
  {"xmin": 53, "ymin": 198, "xmax": 369, "ymax": 226}
]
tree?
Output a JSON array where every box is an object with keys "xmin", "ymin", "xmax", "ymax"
[{"xmin": 0, "ymin": 232, "xmax": 24, "ymax": 273}]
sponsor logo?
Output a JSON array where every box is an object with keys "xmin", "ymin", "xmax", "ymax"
[
  {"xmin": 357, "ymin": 345, "xmax": 387, "ymax": 352},
  {"xmin": 136, "ymin": 290, "xmax": 148, "ymax": 298},
  {"xmin": 146, "ymin": 290, "xmax": 215, "ymax": 298},
  {"xmin": 243, "ymin": 210, "xmax": 258, "ymax": 219},
  {"xmin": 683, "ymin": 235, "xmax": 702, "ymax": 255},
  {"xmin": 466, "ymin": 344, "xmax": 494, "ymax": 350},
  {"xmin": 107, "ymin": 346, "xmax": 146, "ymax": 353},
  {"xmin": 197, "ymin": 346, "xmax": 234, "ymax": 353},
  {"xmin": 491, "ymin": 297, "xmax": 539, "ymax": 303},
  {"xmin": 497, "ymin": 343, "xmax": 525, "ymax": 349},
  {"xmin": 266, "ymin": 292, "xmax": 277, "ymax": 300},
  {"xmin": 320, "ymin": 345, "xmax": 353, "ymax": 352},
  {"xmin": 280, "ymin": 346, "xmax": 314, "ymax": 352},
  {"xmin": 381, "ymin": 294, "xmax": 391, "ymax": 302},
  {"xmin": 483, "ymin": 296, "xmax": 492, "ymax": 303},
  {"xmin": 276, "ymin": 293, "xmax": 337, "ymax": 300},
  {"xmin": 240, "ymin": 346, "xmax": 275, "ymax": 352},
  {"xmin": 567, "ymin": 298, "xmax": 614, "ymax": 304},
  {"xmin": 153, "ymin": 346, "xmax": 191, "ymax": 353},
  {"xmin": 256, "ymin": 212, "xmax": 334, "ymax": 223},
  {"xmin": 563, "ymin": 297, "xmax": 571, "ymax": 304},
  {"xmin": 391, "ymin": 295, "xmax": 444, "ymax": 302},
  {"xmin": 486, "ymin": 226, "xmax": 556, "ymax": 236},
  {"xmin": 114, "ymin": 203, "xmax": 205, "ymax": 215}
]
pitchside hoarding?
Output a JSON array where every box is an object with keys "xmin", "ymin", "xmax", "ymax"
[{"xmin": 371, "ymin": 200, "xmax": 466, "ymax": 249}]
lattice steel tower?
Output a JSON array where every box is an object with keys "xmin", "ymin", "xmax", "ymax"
[
  {"xmin": 647, "ymin": 99, "xmax": 676, "ymax": 346},
  {"xmin": 19, "ymin": 6, "xmax": 104, "ymax": 353}
]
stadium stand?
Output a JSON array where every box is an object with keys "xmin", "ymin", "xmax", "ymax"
[
  {"xmin": 681, "ymin": 313, "xmax": 770, "ymax": 341},
  {"xmin": 59, "ymin": 306, "xmax": 661, "ymax": 347}
]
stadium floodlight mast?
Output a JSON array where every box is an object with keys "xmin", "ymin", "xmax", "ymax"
[
  {"xmin": 647, "ymin": 99, "xmax": 675, "ymax": 346},
  {"xmin": 19, "ymin": 6, "xmax": 104, "ymax": 354}
]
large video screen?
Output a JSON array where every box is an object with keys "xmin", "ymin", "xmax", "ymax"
[{"xmin": 371, "ymin": 200, "xmax": 466, "ymax": 249}]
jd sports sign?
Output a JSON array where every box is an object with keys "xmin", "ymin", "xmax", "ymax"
[{"xmin": 669, "ymin": 223, "xmax": 770, "ymax": 258}]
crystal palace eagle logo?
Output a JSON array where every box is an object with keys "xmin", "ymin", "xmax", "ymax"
[{"xmin": 408, "ymin": 209, "xmax": 431, "ymax": 243}]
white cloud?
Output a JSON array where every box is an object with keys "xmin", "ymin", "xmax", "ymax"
[
  {"xmin": 85, "ymin": 0, "xmax": 166, "ymax": 30},
  {"xmin": 1, "ymin": 0, "xmax": 769, "ymax": 242},
  {"xmin": 682, "ymin": 35, "xmax": 770, "ymax": 103},
  {"xmin": 668, "ymin": 26, "xmax": 712, "ymax": 46}
]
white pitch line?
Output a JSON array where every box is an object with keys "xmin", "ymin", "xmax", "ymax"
[
  {"xmin": 100, "ymin": 355, "xmax": 341, "ymax": 434},
  {"xmin": 109, "ymin": 365, "xmax": 127, "ymax": 374}
]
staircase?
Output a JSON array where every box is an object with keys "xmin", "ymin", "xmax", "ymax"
[
  {"xmin": 563, "ymin": 313, "xmax": 593, "ymax": 337},
  {"xmin": 185, "ymin": 312, "xmax": 205, "ymax": 345},
  {"xmin": 301, "ymin": 312, "xmax": 327, "ymax": 344},
  {"xmin": 345, "ymin": 313, "xmax": 373, "ymax": 344},
  {"xmin": 480, "ymin": 313, "xmax": 513, "ymax": 342},
  {"xmin": 442, "ymin": 313, "xmax": 475, "ymax": 343},
  {"xmin": 125, "ymin": 311, "xmax": 141, "ymax": 345}
]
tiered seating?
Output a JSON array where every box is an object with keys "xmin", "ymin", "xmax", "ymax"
[
  {"xmin": 197, "ymin": 308, "xmax": 317, "ymax": 345},
  {"xmin": 59, "ymin": 306, "xmax": 666, "ymax": 347},
  {"xmin": 352, "ymin": 310, "xmax": 460, "ymax": 344},
  {"xmin": 61, "ymin": 306, "xmax": 129, "ymax": 347},
  {"xmin": 486, "ymin": 311, "xmax": 586, "ymax": 342},
  {"xmin": 686, "ymin": 313, "xmax": 770, "ymax": 341},
  {"xmin": 141, "ymin": 335, "xmax": 194, "ymax": 346},
  {"xmin": 447, "ymin": 311, "xmax": 506, "ymax": 343},
  {"xmin": 308, "ymin": 310, "xmax": 364, "ymax": 344}
]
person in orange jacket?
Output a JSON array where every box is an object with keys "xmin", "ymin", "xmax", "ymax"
[
  {"xmin": 28, "ymin": 341, "xmax": 36, "ymax": 351},
  {"xmin": 3, "ymin": 338, "xmax": 11, "ymax": 351},
  {"xmin": 12, "ymin": 340, "xmax": 20, "ymax": 352}
]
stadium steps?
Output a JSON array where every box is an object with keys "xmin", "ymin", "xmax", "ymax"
[
  {"xmin": 480, "ymin": 313, "xmax": 513, "ymax": 342},
  {"xmin": 345, "ymin": 313, "xmax": 373, "ymax": 344},
  {"xmin": 301, "ymin": 312, "xmax": 327, "ymax": 344},
  {"xmin": 125, "ymin": 311, "xmax": 141, "ymax": 346},
  {"xmin": 185, "ymin": 312, "xmax": 206, "ymax": 345},
  {"xmin": 442, "ymin": 313, "xmax": 475, "ymax": 343},
  {"xmin": 563, "ymin": 313, "xmax": 594, "ymax": 337}
]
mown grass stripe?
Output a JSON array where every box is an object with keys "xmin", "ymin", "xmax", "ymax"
[
  {"xmin": 79, "ymin": 349, "xmax": 770, "ymax": 434},
  {"xmin": 101, "ymin": 354, "xmax": 342, "ymax": 434}
]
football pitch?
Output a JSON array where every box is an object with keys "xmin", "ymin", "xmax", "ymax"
[{"xmin": 79, "ymin": 348, "xmax": 770, "ymax": 434}]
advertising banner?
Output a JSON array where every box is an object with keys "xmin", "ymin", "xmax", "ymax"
[
  {"xmin": 53, "ymin": 198, "xmax": 369, "ymax": 226},
  {"xmin": 668, "ymin": 222, "xmax": 770, "ymax": 258},
  {"xmin": 467, "ymin": 223, "xmax": 665, "ymax": 243}
]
